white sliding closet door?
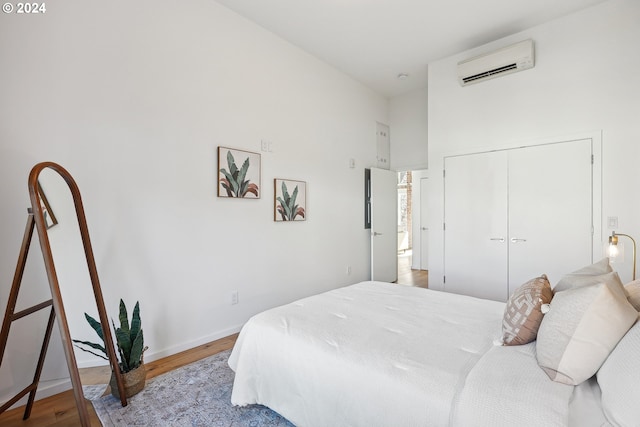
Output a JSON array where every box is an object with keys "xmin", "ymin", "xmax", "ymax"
[
  {"xmin": 444, "ymin": 151, "xmax": 508, "ymax": 301},
  {"xmin": 508, "ymin": 140, "xmax": 592, "ymax": 293}
]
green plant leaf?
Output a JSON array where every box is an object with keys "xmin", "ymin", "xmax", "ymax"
[
  {"xmin": 237, "ymin": 158, "xmax": 250, "ymax": 186},
  {"xmin": 220, "ymin": 178, "xmax": 234, "ymax": 197},
  {"xmin": 84, "ymin": 313, "xmax": 105, "ymax": 343},
  {"xmin": 276, "ymin": 196, "xmax": 291, "ymax": 219},
  {"xmin": 239, "ymin": 179, "xmax": 249, "ymax": 197},
  {"xmin": 281, "ymin": 182, "xmax": 290, "ymax": 204},
  {"xmin": 72, "ymin": 339, "xmax": 108, "ymax": 359},
  {"xmin": 290, "ymin": 186, "xmax": 299, "ymax": 211},
  {"xmin": 227, "ymin": 151, "xmax": 238, "ymax": 177},
  {"xmin": 128, "ymin": 329, "xmax": 144, "ymax": 370},
  {"xmin": 114, "ymin": 323, "xmax": 132, "ymax": 372},
  {"xmin": 220, "ymin": 169, "xmax": 239, "ymax": 196},
  {"xmin": 118, "ymin": 299, "xmax": 130, "ymax": 336},
  {"xmin": 130, "ymin": 302, "xmax": 141, "ymax": 344}
]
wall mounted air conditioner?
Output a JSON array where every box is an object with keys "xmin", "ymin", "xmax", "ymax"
[{"xmin": 457, "ymin": 39, "xmax": 534, "ymax": 86}]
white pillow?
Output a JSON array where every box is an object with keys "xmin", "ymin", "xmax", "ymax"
[
  {"xmin": 536, "ymin": 273, "xmax": 637, "ymax": 385},
  {"xmin": 597, "ymin": 318, "xmax": 640, "ymax": 426},
  {"xmin": 625, "ymin": 279, "xmax": 640, "ymax": 311},
  {"xmin": 553, "ymin": 258, "xmax": 613, "ymax": 292}
]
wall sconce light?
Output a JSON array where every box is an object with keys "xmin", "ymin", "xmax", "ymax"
[{"xmin": 608, "ymin": 231, "xmax": 636, "ymax": 280}]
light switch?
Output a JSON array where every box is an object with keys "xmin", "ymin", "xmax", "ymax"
[{"xmin": 607, "ymin": 216, "xmax": 618, "ymax": 229}]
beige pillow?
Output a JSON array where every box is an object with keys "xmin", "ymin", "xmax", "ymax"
[
  {"xmin": 597, "ymin": 318, "xmax": 640, "ymax": 426},
  {"xmin": 553, "ymin": 258, "xmax": 613, "ymax": 292},
  {"xmin": 625, "ymin": 279, "xmax": 640, "ymax": 311},
  {"xmin": 502, "ymin": 275, "xmax": 553, "ymax": 346},
  {"xmin": 536, "ymin": 272, "xmax": 637, "ymax": 385}
]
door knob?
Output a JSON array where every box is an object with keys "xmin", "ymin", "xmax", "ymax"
[
  {"xmin": 510, "ymin": 238, "xmax": 527, "ymax": 243},
  {"xmin": 373, "ymin": 232, "xmax": 383, "ymax": 236},
  {"xmin": 422, "ymin": 227, "xmax": 428, "ymax": 231},
  {"xmin": 489, "ymin": 237, "xmax": 505, "ymax": 242}
]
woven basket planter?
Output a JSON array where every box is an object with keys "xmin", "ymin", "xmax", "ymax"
[{"xmin": 109, "ymin": 363, "xmax": 146, "ymax": 399}]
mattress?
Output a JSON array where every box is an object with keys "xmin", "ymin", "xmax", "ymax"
[{"xmin": 228, "ymin": 281, "xmax": 604, "ymax": 426}]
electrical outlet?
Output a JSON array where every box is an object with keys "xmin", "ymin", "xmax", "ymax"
[
  {"xmin": 347, "ymin": 266, "xmax": 352, "ymax": 275},
  {"xmin": 231, "ymin": 291, "xmax": 239, "ymax": 305},
  {"xmin": 261, "ymin": 140, "xmax": 269, "ymax": 152}
]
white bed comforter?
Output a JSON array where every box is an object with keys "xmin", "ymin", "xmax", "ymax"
[{"xmin": 228, "ymin": 281, "xmax": 577, "ymax": 427}]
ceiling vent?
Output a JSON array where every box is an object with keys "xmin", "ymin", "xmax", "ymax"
[{"xmin": 457, "ymin": 39, "xmax": 534, "ymax": 86}]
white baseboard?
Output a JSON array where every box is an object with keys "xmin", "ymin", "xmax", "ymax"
[
  {"xmin": 75, "ymin": 324, "xmax": 243, "ymax": 369},
  {"xmin": 0, "ymin": 326, "xmax": 244, "ymax": 410},
  {"xmin": 1, "ymin": 378, "xmax": 71, "ymax": 411},
  {"xmin": 143, "ymin": 324, "xmax": 243, "ymax": 363}
]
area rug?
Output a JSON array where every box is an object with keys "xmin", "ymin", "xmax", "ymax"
[{"xmin": 83, "ymin": 349, "xmax": 294, "ymax": 426}]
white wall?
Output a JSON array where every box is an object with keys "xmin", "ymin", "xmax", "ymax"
[
  {"xmin": 389, "ymin": 87, "xmax": 429, "ymax": 271},
  {"xmin": 428, "ymin": 0, "xmax": 640, "ymax": 291},
  {"xmin": 389, "ymin": 87, "xmax": 429, "ymax": 171},
  {"xmin": 0, "ymin": 0, "xmax": 387, "ymax": 406}
]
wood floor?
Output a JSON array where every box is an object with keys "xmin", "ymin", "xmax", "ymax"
[
  {"xmin": 0, "ymin": 334, "xmax": 237, "ymax": 427},
  {"xmin": 396, "ymin": 251, "xmax": 428, "ymax": 288},
  {"xmin": 1, "ymin": 256, "xmax": 425, "ymax": 427}
]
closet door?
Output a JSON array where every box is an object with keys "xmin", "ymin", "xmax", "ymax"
[
  {"xmin": 508, "ymin": 140, "xmax": 592, "ymax": 293},
  {"xmin": 444, "ymin": 151, "xmax": 508, "ymax": 301}
]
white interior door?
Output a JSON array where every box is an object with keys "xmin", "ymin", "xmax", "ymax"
[
  {"xmin": 420, "ymin": 177, "xmax": 429, "ymax": 270},
  {"xmin": 508, "ymin": 140, "xmax": 593, "ymax": 292},
  {"xmin": 444, "ymin": 151, "xmax": 509, "ymax": 301},
  {"xmin": 370, "ymin": 167, "xmax": 397, "ymax": 282}
]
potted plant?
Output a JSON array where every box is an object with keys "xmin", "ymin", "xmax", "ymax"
[{"xmin": 73, "ymin": 299, "xmax": 148, "ymax": 398}]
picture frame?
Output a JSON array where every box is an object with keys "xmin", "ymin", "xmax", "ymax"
[
  {"xmin": 38, "ymin": 182, "xmax": 58, "ymax": 229},
  {"xmin": 217, "ymin": 146, "xmax": 261, "ymax": 198},
  {"xmin": 274, "ymin": 179, "xmax": 306, "ymax": 222}
]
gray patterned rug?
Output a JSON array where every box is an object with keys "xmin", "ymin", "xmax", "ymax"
[{"xmin": 83, "ymin": 349, "xmax": 294, "ymax": 426}]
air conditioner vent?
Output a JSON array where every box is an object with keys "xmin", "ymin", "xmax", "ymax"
[
  {"xmin": 458, "ymin": 40, "xmax": 534, "ymax": 86},
  {"xmin": 462, "ymin": 63, "xmax": 518, "ymax": 84}
]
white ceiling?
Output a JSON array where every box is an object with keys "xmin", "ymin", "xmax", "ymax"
[{"xmin": 213, "ymin": 0, "xmax": 609, "ymax": 97}]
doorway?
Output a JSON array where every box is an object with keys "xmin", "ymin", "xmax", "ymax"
[{"xmin": 396, "ymin": 171, "xmax": 428, "ymax": 287}]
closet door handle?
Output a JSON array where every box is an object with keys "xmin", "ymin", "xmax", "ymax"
[
  {"xmin": 489, "ymin": 237, "xmax": 505, "ymax": 242},
  {"xmin": 510, "ymin": 238, "xmax": 527, "ymax": 243}
]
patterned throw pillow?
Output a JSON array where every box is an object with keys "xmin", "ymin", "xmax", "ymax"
[{"xmin": 502, "ymin": 275, "xmax": 553, "ymax": 346}]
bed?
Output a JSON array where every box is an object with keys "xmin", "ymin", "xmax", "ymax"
[{"xmin": 228, "ymin": 261, "xmax": 640, "ymax": 427}]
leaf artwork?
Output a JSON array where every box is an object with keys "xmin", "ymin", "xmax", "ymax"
[
  {"xmin": 219, "ymin": 151, "xmax": 259, "ymax": 198},
  {"xmin": 276, "ymin": 181, "xmax": 305, "ymax": 221}
]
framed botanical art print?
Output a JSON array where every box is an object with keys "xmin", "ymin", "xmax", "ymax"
[
  {"xmin": 274, "ymin": 179, "xmax": 306, "ymax": 221},
  {"xmin": 217, "ymin": 147, "xmax": 261, "ymax": 198}
]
